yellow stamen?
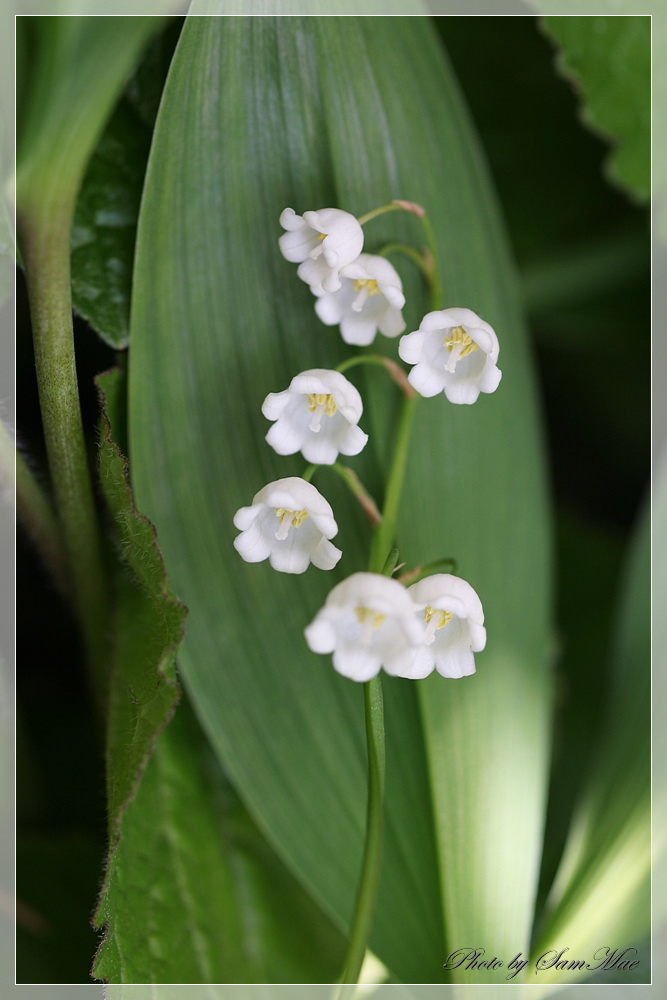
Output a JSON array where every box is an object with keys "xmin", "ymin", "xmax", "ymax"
[
  {"xmin": 425, "ymin": 606, "xmax": 453, "ymax": 630},
  {"xmin": 444, "ymin": 325, "xmax": 478, "ymax": 358},
  {"xmin": 307, "ymin": 393, "xmax": 337, "ymax": 417},
  {"xmin": 353, "ymin": 277, "xmax": 381, "ymax": 297},
  {"xmin": 355, "ymin": 606, "xmax": 385, "ymax": 630},
  {"xmin": 318, "ymin": 232, "xmax": 326, "ymax": 241},
  {"xmin": 275, "ymin": 507, "xmax": 308, "ymax": 529}
]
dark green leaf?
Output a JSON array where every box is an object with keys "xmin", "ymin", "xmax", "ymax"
[
  {"xmin": 71, "ymin": 22, "xmax": 183, "ymax": 348},
  {"xmin": 93, "ymin": 700, "xmax": 346, "ymax": 983},
  {"xmin": 541, "ymin": 15, "xmax": 650, "ymax": 201}
]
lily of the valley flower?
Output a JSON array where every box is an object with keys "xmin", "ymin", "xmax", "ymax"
[
  {"xmin": 304, "ymin": 572, "xmax": 424, "ymax": 681},
  {"xmin": 398, "ymin": 307, "xmax": 502, "ymax": 404},
  {"xmin": 233, "ymin": 477, "xmax": 342, "ymax": 574},
  {"xmin": 262, "ymin": 369, "xmax": 368, "ymax": 465},
  {"xmin": 313, "ymin": 253, "xmax": 406, "ymax": 346},
  {"xmin": 407, "ymin": 573, "xmax": 486, "ymax": 678},
  {"xmin": 279, "ymin": 207, "xmax": 364, "ymax": 293}
]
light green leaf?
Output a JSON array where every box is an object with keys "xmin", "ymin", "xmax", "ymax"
[
  {"xmin": 16, "ymin": 17, "xmax": 161, "ymax": 212},
  {"xmin": 129, "ymin": 16, "xmax": 552, "ymax": 983},
  {"xmin": 540, "ymin": 15, "xmax": 650, "ymax": 201},
  {"xmin": 94, "ymin": 700, "xmax": 346, "ymax": 983},
  {"xmin": 531, "ymin": 495, "xmax": 650, "ymax": 983}
]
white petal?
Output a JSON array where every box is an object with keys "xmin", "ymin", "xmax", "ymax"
[
  {"xmin": 407, "ymin": 363, "xmax": 446, "ymax": 398},
  {"xmin": 480, "ymin": 362, "xmax": 502, "ymax": 395},
  {"xmin": 398, "ymin": 330, "xmax": 427, "ymax": 364},
  {"xmin": 304, "ymin": 616, "xmax": 337, "ymax": 653},
  {"xmin": 233, "ymin": 519, "xmax": 271, "ymax": 563},
  {"xmin": 409, "ymin": 574, "xmax": 484, "ymax": 624},
  {"xmin": 378, "ymin": 307, "xmax": 406, "ymax": 338},
  {"xmin": 434, "ymin": 643, "xmax": 476, "ymax": 678},
  {"xmin": 300, "ymin": 434, "xmax": 340, "ymax": 466},
  {"xmin": 385, "ymin": 645, "xmax": 435, "ymax": 679},
  {"xmin": 340, "ymin": 315, "xmax": 378, "ymax": 346},
  {"xmin": 233, "ymin": 504, "xmax": 259, "ymax": 531},
  {"xmin": 332, "ymin": 646, "xmax": 382, "ymax": 682},
  {"xmin": 268, "ymin": 535, "xmax": 311, "ymax": 574},
  {"xmin": 337, "ymin": 424, "xmax": 368, "ymax": 457},
  {"xmin": 315, "ymin": 294, "xmax": 345, "ymax": 326},
  {"xmin": 310, "ymin": 537, "xmax": 343, "ymax": 571},
  {"xmin": 261, "ymin": 389, "xmax": 291, "ymax": 421},
  {"xmin": 443, "ymin": 378, "xmax": 482, "ymax": 405},
  {"xmin": 265, "ymin": 418, "xmax": 304, "ymax": 456}
]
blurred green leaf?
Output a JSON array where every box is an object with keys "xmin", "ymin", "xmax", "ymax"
[
  {"xmin": 16, "ymin": 17, "xmax": 160, "ymax": 212},
  {"xmin": 71, "ymin": 22, "xmax": 182, "ymax": 348},
  {"xmin": 93, "ymin": 700, "xmax": 346, "ymax": 983},
  {"xmin": 531, "ymin": 494, "xmax": 650, "ymax": 982},
  {"xmin": 128, "ymin": 16, "xmax": 552, "ymax": 982},
  {"xmin": 540, "ymin": 15, "xmax": 650, "ymax": 201}
]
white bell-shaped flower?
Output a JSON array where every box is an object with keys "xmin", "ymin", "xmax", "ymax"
[
  {"xmin": 305, "ymin": 572, "xmax": 423, "ymax": 682},
  {"xmin": 262, "ymin": 369, "xmax": 368, "ymax": 466},
  {"xmin": 398, "ymin": 307, "xmax": 502, "ymax": 404},
  {"xmin": 279, "ymin": 207, "xmax": 364, "ymax": 293},
  {"xmin": 406, "ymin": 573, "xmax": 486, "ymax": 678},
  {"xmin": 233, "ymin": 477, "xmax": 342, "ymax": 574},
  {"xmin": 313, "ymin": 253, "xmax": 406, "ymax": 346}
]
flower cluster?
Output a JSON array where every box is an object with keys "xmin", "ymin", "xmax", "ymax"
[
  {"xmin": 305, "ymin": 572, "xmax": 486, "ymax": 681},
  {"xmin": 233, "ymin": 203, "xmax": 500, "ymax": 682}
]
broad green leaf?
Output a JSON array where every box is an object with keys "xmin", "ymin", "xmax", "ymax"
[
  {"xmin": 71, "ymin": 22, "xmax": 183, "ymax": 348},
  {"xmin": 540, "ymin": 15, "xmax": 650, "ymax": 201},
  {"xmin": 129, "ymin": 16, "xmax": 552, "ymax": 983},
  {"xmin": 94, "ymin": 699, "xmax": 346, "ymax": 983},
  {"xmin": 531, "ymin": 495, "xmax": 650, "ymax": 984},
  {"xmin": 16, "ymin": 17, "xmax": 160, "ymax": 212}
]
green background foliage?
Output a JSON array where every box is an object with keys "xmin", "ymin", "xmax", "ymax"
[{"xmin": 15, "ymin": 13, "xmax": 650, "ymax": 986}]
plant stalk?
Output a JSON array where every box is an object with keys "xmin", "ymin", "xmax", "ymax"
[
  {"xmin": 1, "ymin": 419, "xmax": 71, "ymax": 601},
  {"xmin": 19, "ymin": 195, "xmax": 110, "ymax": 704},
  {"xmin": 337, "ymin": 673, "xmax": 385, "ymax": 990}
]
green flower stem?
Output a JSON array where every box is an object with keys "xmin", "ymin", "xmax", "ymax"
[
  {"xmin": 337, "ymin": 400, "xmax": 418, "ymax": 991},
  {"xmin": 1, "ymin": 419, "xmax": 70, "ymax": 601},
  {"xmin": 369, "ymin": 394, "xmax": 418, "ymax": 575},
  {"xmin": 336, "ymin": 354, "xmax": 414, "ymax": 398},
  {"xmin": 331, "ymin": 464, "xmax": 382, "ymax": 525},
  {"xmin": 419, "ymin": 211, "xmax": 443, "ymax": 310},
  {"xmin": 337, "ymin": 551, "xmax": 398, "ymax": 992},
  {"xmin": 357, "ymin": 199, "xmax": 425, "ymax": 228},
  {"xmin": 302, "ymin": 462, "xmax": 381, "ymax": 525},
  {"xmin": 377, "ymin": 241, "xmax": 431, "ymax": 277},
  {"xmin": 357, "ymin": 202, "xmax": 404, "ymax": 227},
  {"xmin": 19, "ymin": 196, "xmax": 110, "ymax": 703},
  {"xmin": 338, "ymin": 672, "xmax": 385, "ymax": 989}
]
